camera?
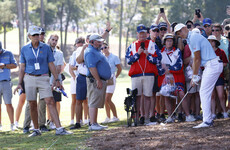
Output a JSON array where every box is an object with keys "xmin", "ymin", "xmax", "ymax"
[
  {"xmin": 187, "ymin": 24, "xmax": 192, "ymax": 29},
  {"xmin": 160, "ymin": 8, "xmax": 164, "ymax": 13},
  {"xmin": 195, "ymin": 8, "xmax": 201, "ymax": 18},
  {"xmin": 140, "ymin": 42, "xmax": 145, "ymax": 49}
]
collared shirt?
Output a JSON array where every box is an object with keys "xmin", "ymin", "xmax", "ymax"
[
  {"xmin": 187, "ymin": 31, "xmax": 217, "ymax": 66},
  {"xmin": 75, "ymin": 46, "xmax": 87, "ymax": 75},
  {"xmin": 219, "ymin": 35, "xmax": 229, "ymax": 61},
  {"xmin": 0, "ymin": 49, "xmax": 17, "ymax": 81},
  {"xmin": 84, "ymin": 44, "xmax": 111, "ymax": 80},
  {"xmin": 69, "ymin": 48, "xmax": 81, "ymax": 76},
  {"xmin": 105, "ymin": 53, "xmax": 120, "ymax": 75},
  {"xmin": 20, "ymin": 41, "xmax": 55, "ymax": 75},
  {"xmin": 50, "ymin": 48, "xmax": 64, "ymax": 84}
]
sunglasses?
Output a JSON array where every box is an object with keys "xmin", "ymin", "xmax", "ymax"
[
  {"xmin": 225, "ymin": 26, "xmax": 230, "ymax": 31},
  {"xmin": 152, "ymin": 29, "xmax": 159, "ymax": 32},
  {"xmin": 204, "ymin": 25, "xmax": 210, "ymax": 28},
  {"xmin": 32, "ymin": 34, "xmax": 39, "ymax": 36},
  {"xmin": 212, "ymin": 29, "xmax": 220, "ymax": 32},
  {"xmin": 160, "ymin": 28, "xmax": 167, "ymax": 31},
  {"xmin": 101, "ymin": 46, "xmax": 108, "ymax": 50}
]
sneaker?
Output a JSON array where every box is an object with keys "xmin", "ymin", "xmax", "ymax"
[
  {"xmin": 0, "ymin": 124, "xmax": 2, "ymax": 131},
  {"xmin": 216, "ymin": 112, "xmax": 223, "ymax": 119},
  {"xmin": 49, "ymin": 121, "xmax": 56, "ymax": 130},
  {"xmin": 139, "ymin": 116, "xmax": 145, "ymax": 125},
  {"xmin": 212, "ymin": 114, "xmax": 216, "ymax": 120},
  {"xmin": 165, "ymin": 117, "xmax": 174, "ymax": 123},
  {"xmin": 11, "ymin": 124, "xmax": 18, "ymax": 131},
  {"xmin": 109, "ymin": 117, "xmax": 120, "ymax": 123},
  {"xmin": 56, "ymin": 128, "xmax": 73, "ymax": 135},
  {"xmin": 80, "ymin": 120, "xmax": 83, "ymax": 126},
  {"xmin": 70, "ymin": 120, "xmax": 74, "ymax": 126},
  {"xmin": 193, "ymin": 121, "xmax": 213, "ymax": 128},
  {"xmin": 98, "ymin": 124, "xmax": 108, "ymax": 129},
  {"xmin": 46, "ymin": 119, "xmax": 51, "ymax": 126},
  {"xmin": 83, "ymin": 119, "xmax": 89, "ymax": 125},
  {"xmin": 70, "ymin": 123, "xmax": 81, "ymax": 130},
  {"xmin": 88, "ymin": 123, "xmax": 104, "ymax": 131},
  {"xmin": 195, "ymin": 115, "xmax": 203, "ymax": 121},
  {"xmin": 185, "ymin": 115, "xmax": 196, "ymax": 122},
  {"xmin": 223, "ymin": 112, "xmax": 229, "ymax": 118},
  {"xmin": 150, "ymin": 116, "xmax": 158, "ymax": 122},
  {"xmin": 177, "ymin": 113, "xmax": 184, "ymax": 122},
  {"xmin": 102, "ymin": 117, "xmax": 110, "ymax": 123},
  {"xmin": 23, "ymin": 126, "xmax": 30, "ymax": 134},
  {"xmin": 40, "ymin": 125, "xmax": 50, "ymax": 132},
  {"xmin": 15, "ymin": 121, "xmax": 19, "ymax": 128},
  {"xmin": 28, "ymin": 130, "xmax": 41, "ymax": 137}
]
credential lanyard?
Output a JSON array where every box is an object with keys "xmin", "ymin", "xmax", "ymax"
[{"xmin": 32, "ymin": 47, "xmax": 40, "ymax": 62}]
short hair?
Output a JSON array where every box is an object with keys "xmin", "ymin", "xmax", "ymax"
[
  {"xmin": 103, "ymin": 42, "xmax": 108, "ymax": 46},
  {"xmin": 75, "ymin": 37, "xmax": 85, "ymax": 45},
  {"xmin": 86, "ymin": 35, "xmax": 91, "ymax": 40},
  {"xmin": 212, "ymin": 23, "xmax": 222, "ymax": 31},
  {"xmin": 49, "ymin": 34, "xmax": 59, "ymax": 41}
]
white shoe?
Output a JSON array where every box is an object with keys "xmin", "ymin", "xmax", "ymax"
[
  {"xmin": 89, "ymin": 123, "xmax": 105, "ymax": 131},
  {"xmin": 98, "ymin": 124, "xmax": 108, "ymax": 129},
  {"xmin": 165, "ymin": 117, "xmax": 174, "ymax": 123},
  {"xmin": 80, "ymin": 120, "xmax": 83, "ymax": 125},
  {"xmin": 0, "ymin": 124, "xmax": 2, "ymax": 131},
  {"xmin": 14, "ymin": 121, "xmax": 19, "ymax": 128},
  {"xmin": 102, "ymin": 117, "xmax": 110, "ymax": 123},
  {"xmin": 11, "ymin": 124, "xmax": 17, "ymax": 131},
  {"xmin": 83, "ymin": 119, "xmax": 89, "ymax": 125},
  {"xmin": 212, "ymin": 114, "xmax": 216, "ymax": 120},
  {"xmin": 193, "ymin": 122, "xmax": 213, "ymax": 128},
  {"xmin": 49, "ymin": 122, "xmax": 56, "ymax": 130},
  {"xmin": 185, "ymin": 115, "xmax": 196, "ymax": 122},
  {"xmin": 109, "ymin": 117, "xmax": 120, "ymax": 123},
  {"xmin": 223, "ymin": 112, "xmax": 229, "ymax": 118},
  {"xmin": 70, "ymin": 120, "xmax": 74, "ymax": 126}
]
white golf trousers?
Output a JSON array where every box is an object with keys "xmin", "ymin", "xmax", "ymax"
[{"xmin": 200, "ymin": 57, "xmax": 223, "ymax": 123}]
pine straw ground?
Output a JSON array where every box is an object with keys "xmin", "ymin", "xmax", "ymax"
[{"xmin": 87, "ymin": 119, "xmax": 230, "ymax": 150}]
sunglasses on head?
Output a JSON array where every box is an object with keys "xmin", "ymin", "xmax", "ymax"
[
  {"xmin": 212, "ymin": 29, "xmax": 220, "ymax": 32},
  {"xmin": 32, "ymin": 34, "xmax": 39, "ymax": 36},
  {"xmin": 204, "ymin": 25, "xmax": 210, "ymax": 28},
  {"xmin": 225, "ymin": 26, "xmax": 230, "ymax": 31},
  {"xmin": 152, "ymin": 29, "xmax": 159, "ymax": 32},
  {"xmin": 100, "ymin": 46, "xmax": 108, "ymax": 50},
  {"xmin": 160, "ymin": 28, "xmax": 167, "ymax": 31}
]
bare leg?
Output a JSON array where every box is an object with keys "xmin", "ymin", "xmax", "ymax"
[
  {"xmin": 164, "ymin": 97, "xmax": 173, "ymax": 116},
  {"xmin": 89, "ymin": 108, "xmax": 98, "ymax": 124},
  {"xmin": 29, "ymin": 101, "xmax": 39, "ymax": 129},
  {"xmin": 195, "ymin": 92, "xmax": 201, "ymax": 115},
  {"xmin": 104, "ymin": 94, "xmax": 111, "ymax": 118},
  {"xmin": 144, "ymin": 96, "xmax": 151, "ymax": 120},
  {"xmin": 15, "ymin": 93, "xmax": 26, "ymax": 122},
  {"xmin": 71, "ymin": 94, "xmax": 76, "ymax": 121},
  {"xmin": 160, "ymin": 96, "xmax": 165, "ymax": 115},
  {"xmin": 56, "ymin": 102, "xmax": 60, "ymax": 116},
  {"xmin": 136, "ymin": 96, "xmax": 141, "ymax": 118},
  {"xmin": 180, "ymin": 91, "xmax": 190, "ymax": 116},
  {"xmin": 155, "ymin": 95, "xmax": 160, "ymax": 114},
  {"xmin": 216, "ymin": 86, "xmax": 227, "ymax": 112},
  {"xmin": 47, "ymin": 106, "xmax": 51, "ymax": 121},
  {"xmin": 83, "ymin": 99, "xmax": 89, "ymax": 120},
  {"xmin": 76, "ymin": 100, "xmax": 83, "ymax": 123},
  {"xmin": 150, "ymin": 93, "xmax": 156, "ymax": 117},
  {"xmin": 140, "ymin": 94, "xmax": 145, "ymax": 116},
  {"xmin": 105, "ymin": 93, "xmax": 117, "ymax": 118},
  {"xmin": 44, "ymin": 97, "xmax": 61, "ymax": 128},
  {"xmin": 6, "ymin": 104, "xmax": 14, "ymax": 124}
]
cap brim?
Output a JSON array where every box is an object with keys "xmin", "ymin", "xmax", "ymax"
[
  {"xmin": 203, "ymin": 23, "xmax": 211, "ymax": 26},
  {"xmin": 150, "ymin": 27, "xmax": 158, "ymax": 30},
  {"xmin": 95, "ymin": 39, "xmax": 104, "ymax": 42},
  {"xmin": 30, "ymin": 32, "xmax": 40, "ymax": 35},
  {"xmin": 138, "ymin": 30, "xmax": 147, "ymax": 33}
]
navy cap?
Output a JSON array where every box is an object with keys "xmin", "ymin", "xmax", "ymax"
[
  {"xmin": 40, "ymin": 28, "xmax": 45, "ymax": 34},
  {"xmin": 150, "ymin": 24, "xmax": 159, "ymax": 30},
  {"xmin": 185, "ymin": 20, "xmax": 193, "ymax": 25},
  {"xmin": 203, "ymin": 18, "xmax": 212, "ymax": 26},
  {"xmin": 137, "ymin": 24, "xmax": 147, "ymax": 33},
  {"xmin": 158, "ymin": 22, "xmax": 167, "ymax": 29},
  {"xmin": 194, "ymin": 23, "xmax": 201, "ymax": 27}
]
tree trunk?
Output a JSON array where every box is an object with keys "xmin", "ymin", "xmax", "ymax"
[
  {"xmin": 76, "ymin": 19, "xmax": 79, "ymax": 38},
  {"xmin": 118, "ymin": 0, "xmax": 123, "ymax": 60},
  {"xmin": 25, "ymin": 0, "xmax": 29, "ymax": 41},
  {"xmin": 106, "ymin": 0, "xmax": 111, "ymax": 44},
  {"xmin": 16, "ymin": 0, "xmax": 24, "ymax": 53},
  {"xmin": 3, "ymin": 23, "xmax": 6, "ymax": 49},
  {"xmin": 40, "ymin": 0, "xmax": 44, "ymax": 28},
  {"xmin": 59, "ymin": 3, "xmax": 64, "ymax": 51}
]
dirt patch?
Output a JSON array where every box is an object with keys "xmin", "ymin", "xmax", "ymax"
[{"xmin": 87, "ymin": 119, "xmax": 230, "ymax": 150}]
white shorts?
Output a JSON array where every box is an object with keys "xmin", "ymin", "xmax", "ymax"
[
  {"xmin": 106, "ymin": 76, "xmax": 116, "ymax": 93},
  {"xmin": 70, "ymin": 77, "xmax": 77, "ymax": 94}
]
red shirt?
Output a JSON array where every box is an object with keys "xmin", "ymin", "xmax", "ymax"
[{"xmin": 215, "ymin": 48, "xmax": 228, "ymax": 78}]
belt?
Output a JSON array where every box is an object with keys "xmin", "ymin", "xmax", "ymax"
[
  {"xmin": 87, "ymin": 76, "xmax": 106, "ymax": 81},
  {"xmin": 79, "ymin": 73, "xmax": 86, "ymax": 77},
  {"xmin": 0, "ymin": 80, "xmax": 9, "ymax": 82},
  {"xmin": 27, "ymin": 73, "xmax": 48, "ymax": 77}
]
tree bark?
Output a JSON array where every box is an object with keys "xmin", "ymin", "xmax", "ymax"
[
  {"xmin": 40, "ymin": 0, "xmax": 44, "ymax": 28},
  {"xmin": 25, "ymin": 0, "xmax": 29, "ymax": 42},
  {"xmin": 106, "ymin": 0, "xmax": 111, "ymax": 44},
  {"xmin": 118, "ymin": 0, "xmax": 123, "ymax": 60},
  {"xmin": 3, "ymin": 23, "xmax": 6, "ymax": 49},
  {"xmin": 16, "ymin": 0, "xmax": 24, "ymax": 53},
  {"xmin": 59, "ymin": 3, "xmax": 64, "ymax": 51}
]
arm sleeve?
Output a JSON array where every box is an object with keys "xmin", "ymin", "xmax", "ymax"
[
  {"xmin": 19, "ymin": 48, "xmax": 26, "ymax": 64},
  {"xmin": 125, "ymin": 44, "xmax": 140, "ymax": 65},
  {"xmin": 190, "ymin": 35, "xmax": 201, "ymax": 53},
  {"xmin": 169, "ymin": 50, "xmax": 183, "ymax": 73},
  {"xmin": 147, "ymin": 44, "xmax": 161, "ymax": 64},
  {"xmin": 114, "ymin": 55, "xmax": 121, "ymax": 65},
  {"xmin": 10, "ymin": 52, "xmax": 17, "ymax": 65},
  {"xmin": 56, "ymin": 52, "xmax": 64, "ymax": 66}
]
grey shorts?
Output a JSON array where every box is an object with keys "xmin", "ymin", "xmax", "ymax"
[
  {"xmin": 86, "ymin": 78, "xmax": 107, "ymax": 108},
  {"xmin": 24, "ymin": 74, "xmax": 53, "ymax": 101},
  {"xmin": 0, "ymin": 81, "xmax": 13, "ymax": 104}
]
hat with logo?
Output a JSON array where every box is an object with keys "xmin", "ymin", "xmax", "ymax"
[
  {"xmin": 28, "ymin": 26, "xmax": 41, "ymax": 35},
  {"xmin": 174, "ymin": 23, "xmax": 186, "ymax": 33},
  {"xmin": 158, "ymin": 22, "xmax": 167, "ymax": 29},
  {"xmin": 203, "ymin": 18, "xmax": 212, "ymax": 26},
  {"xmin": 89, "ymin": 34, "xmax": 104, "ymax": 42},
  {"xmin": 150, "ymin": 24, "xmax": 159, "ymax": 30},
  {"xmin": 137, "ymin": 24, "xmax": 147, "ymax": 33},
  {"xmin": 207, "ymin": 35, "xmax": 220, "ymax": 47}
]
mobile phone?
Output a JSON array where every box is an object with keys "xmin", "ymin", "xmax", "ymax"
[
  {"xmin": 187, "ymin": 24, "xmax": 192, "ymax": 29},
  {"xmin": 141, "ymin": 42, "xmax": 145, "ymax": 49},
  {"xmin": 195, "ymin": 9, "xmax": 201, "ymax": 18},
  {"xmin": 160, "ymin": 8, "xmax": 164, "ymax": 13}
]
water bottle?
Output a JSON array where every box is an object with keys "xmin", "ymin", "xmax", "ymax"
[{"xmin": 53, "ymin": 87, "xmax": 68, "ymax": 98}]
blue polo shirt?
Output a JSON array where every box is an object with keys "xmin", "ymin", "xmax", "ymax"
[
  {"xmin": 187, "ymin": 31, "xmax": 217, "ymax": 66},
  {"xmin": 20, "ymin": 42, "xmax": 55, "ymax": 75},
  {"xmin": 0, "ymin": 50, "xmax": 17, "ymax": 81},
  {"xmin": 84, "ymin": 44, "xmax": 111, "ymax": 80}
]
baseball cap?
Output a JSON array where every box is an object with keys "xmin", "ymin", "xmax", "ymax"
[
  {"xmin": 137, "ymin": 24, "xmax": 147, "ymax": 33},
  {"xmin": 158, "ymin": 22, "xmax": 167, "ymax": 29},
  {"xmin": 28, "ymin": 25, "xmax": 40, "ymax": 35},
  {"xmin": 207, "ymin": 35, "xmax": 220, "ymax": 46},
  {"xmin": 203, "ymin": 18, "xmax": 212, "ymax": 26},
  {"xmin": 185, "ymin": 20, "xmax": 193, "ymax": 25},
  {"xmin": 150, "ymin": 24, "xmax": 159, "ymax": 30},
  {"xmin": 174, "ymin": 23, "xmax": 186, "ymax": 33},
  {"xmin": 222, "ymin": 18, "xmax": 230, "ymax": 26},
  {"xmin": 40, "ymin": 28, "xmax": 45, "ymax": 34},
  {"xmin": 89, "ymin": 34, "xmax": 104, "ymax": 42}
]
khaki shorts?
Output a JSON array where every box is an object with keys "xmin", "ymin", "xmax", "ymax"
[
  {"xmin": 87, "ymin": 78, "xmax": 106, "ymax": 108},
  {"xmin": 0, "ymin": 81, "xmax": 13, "ymax": 104},
  {"xmin": 131, "ymin": 76, "xmax": 154, "ymax": 97},
  {"xmin": 186, "ymin": 81, "xmax": 200, "ymax": 93},
  {"xmin": 24, "ymin": 74, "xmax": 53, "ymax": 101}
]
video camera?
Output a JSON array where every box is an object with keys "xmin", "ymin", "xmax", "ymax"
[{"xmin": 124, "ymin": 88, "xmax": 138, "ymax": 127}]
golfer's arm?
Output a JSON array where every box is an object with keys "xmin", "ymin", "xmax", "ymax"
[
  {"xmin": 89, "ymin": 67, "xmax": 100, "ymax": 81},
  {"xmin": 18, "ymin": 63, "xmax": 25, "ymax": 84},
  {"xmin": 192, "ymin": 51, "xmax": 201, "ymax": 75}
]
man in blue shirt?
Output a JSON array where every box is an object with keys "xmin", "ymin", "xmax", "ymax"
[
  {"xmin": 0, "ymin": 41, "xmax": 17, "ymax": 131},
  {"xmin": 14, "ymin": 26, "xmax": 72, "ymax": 137},
  {"xmin": 84, "ymin": 34, "xmax": 111, "ymax": 131},
  {"xmin": 175, "ymin": 23, "xmax": 223, "ymax": 128}
]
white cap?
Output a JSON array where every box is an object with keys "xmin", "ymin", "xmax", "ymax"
[
  {"xmin": 207, "ymin": 35, "xmax": 218, "ymax": 41},
  {"xmin": 192, "ymin": 28, "xmax": 201, "ymax": 34},
  {"xmin": 174, "ymin": 23, "xmax": 186, "ymax": 33},
  {"xmin": 89, "ymin": 34, "xmax": 104, "ymax": 42},
  {"xmin": 28, "ymin": 26, "xmax": 40, "ymax": 35}
]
